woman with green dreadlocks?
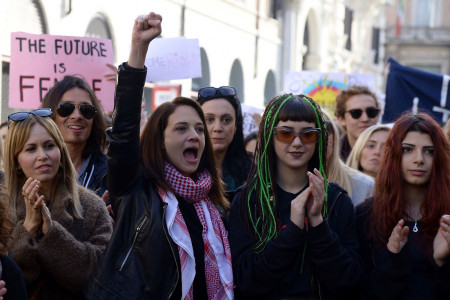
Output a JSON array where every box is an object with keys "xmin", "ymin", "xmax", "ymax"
[{"xmin": 228, "ymin": 94, "xmax": 362, "ymax": 299}]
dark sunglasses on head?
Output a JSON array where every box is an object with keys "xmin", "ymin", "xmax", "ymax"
[
  {"xmin": 57, "ymin": 102, "xmax": 97, "ymax": 119},
  {"xmin": 198, "ymin": 86, "xmax": 237, "ymax": 101},
  {"xmin": 274, "ymin": 127, "xmax": 321, "ymax": 144},
  {"xmin": 8, "ymin": 109, "xmax": 52, "ymax": 128},
  {"xmin": 345, "ymin": 107, "xmax": 380, "ymax": 119}
]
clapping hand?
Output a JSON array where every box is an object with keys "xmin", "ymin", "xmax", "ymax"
[
  {"xmin": 290, "ymin": 186, "xmax": 311, "ymax": 230},
  {"xmin": 387, "ymin": 219, "xmax": 410, "ymax": 254},
  {"xmin": 22, "ymin": 178, "xmax": 44, "ymax": 236},
  {"xmin": 305, "ymin": 169, "xmax": 325, "ymax": 227},
  {"xmin": 433, "ymin": 214, "xmax": 450, "ymax": 267},
  {"xmin": 0, "ymin": 280, "xmax": 6, "ymax": 299},
  {"xmin": 22, "ymin": 177, "xmax": 53, "ymax": 236},
  {"xmin": 290, "ymin": 168, "xmax": 326, "ymax": 229}
]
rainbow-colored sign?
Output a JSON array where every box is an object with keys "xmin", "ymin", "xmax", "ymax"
[{"xmin": 284, "ymin": 71, "xmax": 376, "ymax": 112}]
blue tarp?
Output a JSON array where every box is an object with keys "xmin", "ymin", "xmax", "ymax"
[{"xmin": 383, "ymin": 57, "xmax": 450, "ymax": 125}]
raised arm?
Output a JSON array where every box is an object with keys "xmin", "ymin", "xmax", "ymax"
[{"xmin": 107, "ymin": 13, "xmax": 162, "ymax": 206}]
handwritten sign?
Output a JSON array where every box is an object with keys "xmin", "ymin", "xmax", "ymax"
[
  {"xmin": 9, "ymin": 32, "xmax": 115, "ymax": 111},
  {"xmin": 241, "ymin": 103, "xmax": 264, "ymax": 137},
  {"xmin": 145, "ymin": 37, "xmax": 201, "ymax": 82},
  {"xmin": 152, "ymin": 86, "xmax": 181, "ymax": 111},
  {"xmin": 283, "ymin": 70, "xmax": 376, "ymax": 112}
]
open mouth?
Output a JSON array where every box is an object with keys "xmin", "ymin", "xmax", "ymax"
[{"xmin": 183, "ymin": 147, "xmax": 199, "ymax": 162}]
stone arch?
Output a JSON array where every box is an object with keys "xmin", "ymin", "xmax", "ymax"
[
  {"xmin": 229, "ymin": 59, "xmax": 244, "ymax": 102},
  {"xmin": 192, "ymin": 48, "xmax": 210, "ymax": 92},
  {"xmin": 302, "ymin": 9, "xmax": 320, "ymax": 70},
  {"xmin": 1, "ymin": 0, "xmax": 47, "ymax": 55},
  {"xmin": 1, "ymin": 0, "xmax": 47, "ymax": 121},
  {"xmin": 264, "ymin": 70, "xmax": 277, "ymax": 105},
  {"xmin": 85, "ymin": 13, "xmax": 115, "ymax": 60}
]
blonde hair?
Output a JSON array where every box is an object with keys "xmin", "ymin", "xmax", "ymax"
[
  {"xmin": 346, "ymin": 124, "xmax": 391, "ymax": 173},
  {"xmin": 323, "ymin": 110, "xmax": 364, "ymax": 198},
  {"xmin": 444, "ymin": 119, "xmax": 450, "ymax": 142},
  {"xmin": 4, "ymin": 115, "xmax": 82, "ymax": 221}
]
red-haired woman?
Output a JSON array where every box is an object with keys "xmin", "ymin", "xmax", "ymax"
[{"xmin": 356, "ymin": 112, "xmax": 450, "ymax": 299}]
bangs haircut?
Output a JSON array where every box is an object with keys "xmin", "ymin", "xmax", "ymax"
[
  {"xmin": 276, "ymin": 96, "xmax": 317, "ymax": 125},
  {"xmin": 242, "ymin": 94, "xmax": 328, "ymax": 252}
]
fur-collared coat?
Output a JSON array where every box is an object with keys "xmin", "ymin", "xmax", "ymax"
[{"xmin": 9, "ymin": 184, "xmax": 112, "ymax": 299}]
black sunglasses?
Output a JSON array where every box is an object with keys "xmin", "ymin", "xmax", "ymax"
[
  {"xmin": 198, "ymin": 86, "xmax": 237, "ymax": 101},
  {"xmin": 57, "ymin": 102, "xmax": 97, "ymax": 119},
  {"xmin": 8, "ymin": 109, "xmax": 52, "ymax": 128},
  {"xmin": 345, "ymin": 107, "xmax": 380, "ymax": 119}
]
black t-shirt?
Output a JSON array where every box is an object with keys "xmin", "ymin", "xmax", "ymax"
[
  {"xmin": 356, "ymin": 200, "xmax": 450, "ymax": 299},
  {"xmin": 275, "ymin": 184, "xmax": 315, "ymax": 298},
  {"xmin": 178, "ymin": 199, "xmax": 208, "ymax": 300}
]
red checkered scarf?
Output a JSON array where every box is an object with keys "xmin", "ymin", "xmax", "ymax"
[{"xmin": 163, "ymin": 162, "xmax": 233, "ymax": 299}]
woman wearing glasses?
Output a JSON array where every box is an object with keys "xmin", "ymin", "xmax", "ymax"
[
  {"xmin": 197, "ymin": 87, "xmax": 251, "ymax": 202},
  {"xmin": 5, "ymin": 109, "xmax": 112, "ymax": 299},
  {"xmin": 229, "ymin": 94, "xmax": 361, "ymax": 298},
  {"xmin": 346, "ymin": 124, "xmax": 391, "ymax": 179},
  {"xmin": 335, "ymin": 86, "xmax": 380, "ymax": 161},
  {"xmin": 355, "ymin": 112, "xmax": 450, "ymax": 299},
  {"xmin": 42, "ymin": 76, "xmax": 108, "ymax": 197},
  {"xmin": 85, "ymin": 13, "xmax": 233, "ymax": 299}
]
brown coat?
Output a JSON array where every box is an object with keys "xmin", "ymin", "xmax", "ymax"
[{"xmin": 10, "ymin": 184, "xmax": 112, "ymax": 299}]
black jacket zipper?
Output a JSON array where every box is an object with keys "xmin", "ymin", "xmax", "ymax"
[{"xmin": 119, "ymin": 215, "xmax": 148, "ymax": 271}]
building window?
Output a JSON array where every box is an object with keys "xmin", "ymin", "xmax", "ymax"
[
  {"xmin": 416, "ymin": 0, "xmax": 438, "ymax": 27},
  {"xmin": 192, "ymin": 48, "xmax": 210, "ymax": 92},
  {"xmin": 344, "ymin": 6, "xmax": 353, "ymax": 51},
  {"xmin": 264, "ymin": 70, "xmax": 276, "ymax": 105},
  {"xmin": 371, "ymin": 27, "xmax": 380, "ymax": 64},
  {"xmin": 229, "ymin": 59, "xmax": 244, "ymax": 102},
  {"xmin": 269, "ymin": 0, "xmax": 279, "ymax": 19}
]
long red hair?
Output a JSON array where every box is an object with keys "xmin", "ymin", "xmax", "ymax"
[{"xmin": 371, "ymin": 112, "xmax": 450, "ymax": 249}]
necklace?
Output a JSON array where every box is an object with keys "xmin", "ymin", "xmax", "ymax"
[{"xmin": 413, "ymin": 220, "xmax": 419, "ymax": 233}]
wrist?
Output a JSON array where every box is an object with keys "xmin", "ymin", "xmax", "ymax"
[
  {"xmin": 23, "ymin": 220, "xmax": 38, "ymax": 236},
  {"xmin": 291, "ymin": 216, "xmax": 305, "ymax": 230},
  {"xmin": 434, "ymin": 255, "xmax": 446, "ymax": 267},
  {"xmin": 387, "ymin": 243, "xmax": 399, "ymax": 254},
  {"xmin": 309, "ymin": 215, "xmax": 323, "ymax": 227},
  {"xmin": 128, "ymin": 44, "xmax": 149, "ymax": 68}
]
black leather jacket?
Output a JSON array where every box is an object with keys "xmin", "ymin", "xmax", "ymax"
[{"xmin": 84, "ymin": 64, "xmax": 180, "ymax": 299}]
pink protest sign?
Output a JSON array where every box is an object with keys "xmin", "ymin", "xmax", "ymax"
[{"xmin": 9, "ymin": 32, "xmax": 115, "ymax": 111}]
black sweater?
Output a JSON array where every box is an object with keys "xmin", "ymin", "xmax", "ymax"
[
  {"xmin": 1, "ymin": 255, "xmax": 28, "ymax": 300},
  {"xmin": 229, "ymin": 182, "xmax": 361, "ymax": 299},
  {"xmin": 355, "ymin": 200, "xmax": 450, "ymax": 300}
]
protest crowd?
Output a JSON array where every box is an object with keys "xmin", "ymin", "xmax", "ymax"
[{"xmin": 1, "ymin": 10, "xmax": 450, "ymax": 300}]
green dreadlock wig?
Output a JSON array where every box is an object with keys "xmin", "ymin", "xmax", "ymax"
[{"xmin": 242, "ymin": 94, "xmax": 329, "ymax": 252}]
